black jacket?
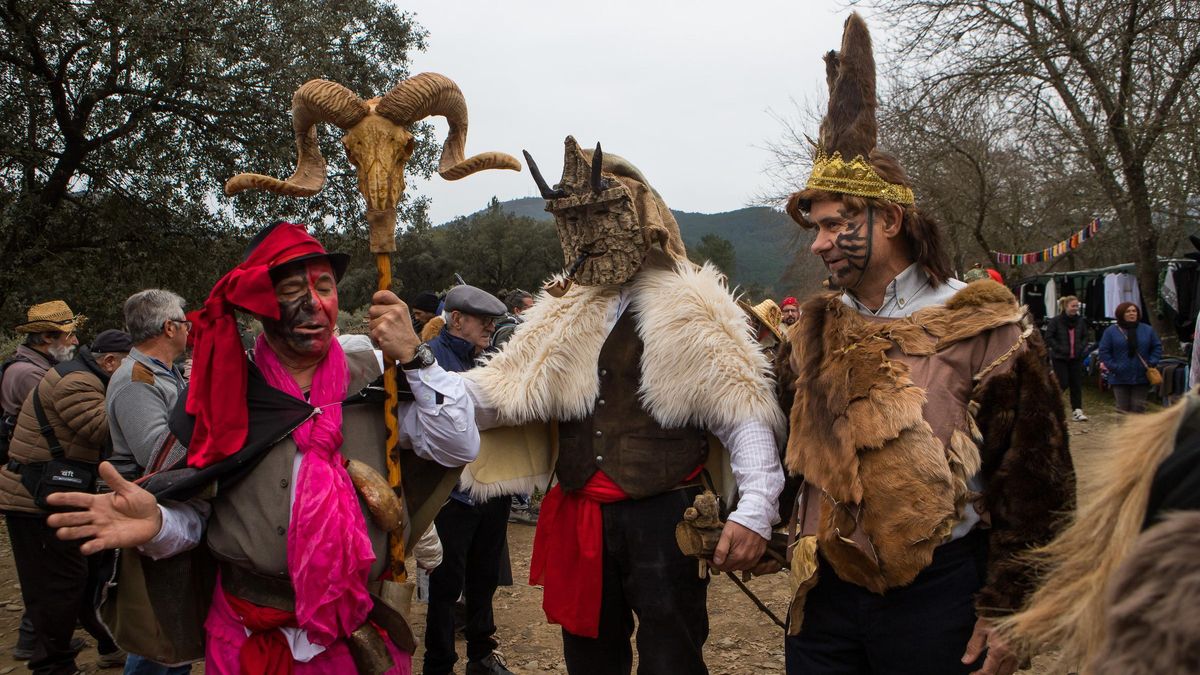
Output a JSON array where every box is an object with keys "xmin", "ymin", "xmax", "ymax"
[{"xmin": 1043, "ymin": 314, "xmax": 1090, "ymax": 361}]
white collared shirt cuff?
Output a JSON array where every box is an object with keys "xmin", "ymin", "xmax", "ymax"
[
  {"xmin": 400, "ymin": 365, "xmax": 479, "ymax": 467},
  {"xmin": 404, "ymin": 362, "xmax": 463, "ymax": 412},
  {"xmin": 728, "ymin": 495, "xmax": 777, "ymax": 541},
  {"xmin": 138, "ymin": 501, "xmax": 205, "ymax": 560}
]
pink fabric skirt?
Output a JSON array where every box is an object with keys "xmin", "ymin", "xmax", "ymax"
[{"xmin": 203, "ymin": 582, "xmax": 412, "ymax": 674}]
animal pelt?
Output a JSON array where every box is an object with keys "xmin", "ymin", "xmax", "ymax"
[
  {"xmin": 820, "ymin": 13, "xmax": 877, "ymax": 160},
  {"xmin": 996, "ymin": 393, "xmax": 1193, "ymax": 669},
  {"xmin": 465, "ymin": 256, "xmax": 784, "ymax": 437},
  {"xmin": 1092, "ymin": 511, "xmax": 1200, "ymax": 675},
  {"xmin": 786, "ymin": 280, "xmax": 1074, "ymax": 604}
]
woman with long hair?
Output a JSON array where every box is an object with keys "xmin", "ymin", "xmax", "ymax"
[
  {"xmin": 1044, "ymin": 295, "xmax": 1090, "ymax": 420},
  {"xmin": 1098, "ymin": 303, "xmax": 1162, "ymax": 413}
]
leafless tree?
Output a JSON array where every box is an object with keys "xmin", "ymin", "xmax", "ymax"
[{"xmin": 861, "ymin": 0, "xmax": 1200, "ymax": 330}]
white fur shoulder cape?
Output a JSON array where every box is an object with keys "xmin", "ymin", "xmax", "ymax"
[{"xmin": 460, "ymin": 260, "xmax": 785, "ymax": 498}]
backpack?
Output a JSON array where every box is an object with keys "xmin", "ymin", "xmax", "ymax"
[{"xmin": 0, "ymin": 354, "xmax": 33, "ymax": 464}]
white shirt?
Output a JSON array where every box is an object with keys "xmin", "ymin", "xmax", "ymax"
[
  {"xmin": 843, "ymin": 264, "xmax": 980, "ymax": 540},
  {"xmin": 842, "ymin": 263, "xmax": 967, "ymax": 317},
  {"xmin": 465, "ymin": 286, "xmax": 784, "ymax": 540}
]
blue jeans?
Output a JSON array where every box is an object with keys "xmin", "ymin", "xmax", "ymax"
[{"xmin": 123, "ymin": 654, "xmax": 190, "ymax": 675}]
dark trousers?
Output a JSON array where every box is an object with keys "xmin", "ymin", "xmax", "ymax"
[
  {"xmin": 1052, "ymin": 357, "xmax": 1085, "ymax": 410},
  {"xmin": 785, "ymin": 530, "xmax": 987, "ymax": 675},
  {"xmin": 424, "ymin": 495, "xmax": 511, "ymax": 674},
  {"xmin": 1112, "ymin": 384, "xmax": 1150, "ymax": 413},
  {"xmin": 561, "ymin": 486, "xmax": 709, "ymax": 675},
  {"xmin": 6, "ymin": 512, "xmax": 117, "ymax": 675}
]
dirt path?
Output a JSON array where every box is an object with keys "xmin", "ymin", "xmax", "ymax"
[{"xmin": 0, "ymin": 393, "xmax": 1122, "ymax": 674}]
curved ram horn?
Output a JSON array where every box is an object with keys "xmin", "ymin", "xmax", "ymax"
[
  {"xmin": 375, "ymin": 72, "xmax": 521, "ymax": 180},
  {"xmin": 590, "ymin": 143, "xmax": 606, "ymax": 193},
  {"xmin": 225, "ymin": 80, "xmax": 369, "ymax": 197},
  {"xmin": 523, "ymin": 150, "xmax": 566, "ymax": 199}
]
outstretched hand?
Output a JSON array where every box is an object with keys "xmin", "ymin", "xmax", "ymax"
[{"xmin": 46, "ymin": 461, "xmax": 163, "ymax": 555}]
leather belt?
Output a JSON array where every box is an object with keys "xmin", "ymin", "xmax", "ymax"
[{"xmin": 219, "ymin": 562, "xmax": 295, "ymax": 612}]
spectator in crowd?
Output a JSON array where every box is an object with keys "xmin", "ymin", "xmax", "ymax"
[
  {"xmin": 104, "ymin": 290, "xmax": 191, "ymax": 675},
  {"xmin": 0, "ymin": 329, "xmax": 131, "ymax": 673},
  {"xmin": 106, "ymin": 290, "xmax": 188, "ymax": 480},
  {"xmin": 0, "ymin": 299, "xmax": 84, "ymax": 661},
  {"xmin": 2, "ymin": 301, "xmax": 84, "ymax": 434},
  {"xmin": 490, "ymin": 289, "xmax": 534, "ymax": 350},
  {"xmin": 425, "ymin": 285, "xmax": 515, "ymax": 675},
  {"xmin": 1099, "ymin": 302, "xmax": 1162, "ymax": 414},
  {"xmin": 1044, "ymin": 296, "xmax": 1091, "ymax": 421},
  {"xmin": 411, "ymin": 290, "xmax": 441, "ymax": 334},
  {"xmin": 739, "ymin": 298, "xmax": 784, "ymax": 352},
  {"xmin": 780, "ymin": 296, "xmax": 800, "ymax": 327}
]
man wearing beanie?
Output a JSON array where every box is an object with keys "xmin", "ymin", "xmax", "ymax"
[{"xmin": 410, "ymin": 291, "xmax": 441, "ymax": 335}]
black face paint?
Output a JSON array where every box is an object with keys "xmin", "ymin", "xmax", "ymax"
[
  {"xmin": 832, "ymin": 204, "xmax": 875, "ymax": 289},
  {"xmin": 262, "ymin": 261, "xmax": 338, "ymax": 361}
]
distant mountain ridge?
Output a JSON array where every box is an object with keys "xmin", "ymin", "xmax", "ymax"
[{"xmin": 441, "ymin": 197, "xmax": 802, "ymax": 296}]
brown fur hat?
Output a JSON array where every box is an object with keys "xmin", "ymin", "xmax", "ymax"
[{"xmin": 818, "ymin": 13, "xmax": 877, "ymax": 160}]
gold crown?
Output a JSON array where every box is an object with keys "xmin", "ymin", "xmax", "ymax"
[{"xmin": 805, "ymin": 149, "xmax": 915, "ymax": 205}]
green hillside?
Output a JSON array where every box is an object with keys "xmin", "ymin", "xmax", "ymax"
[{"xmin": 444, "ymin": 197, "xmax": 806, "ymax": 297}]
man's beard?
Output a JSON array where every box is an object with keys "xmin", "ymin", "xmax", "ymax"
[{"xmin": 49, "ymin": 344, "xmax": 75, "ymax": 362}]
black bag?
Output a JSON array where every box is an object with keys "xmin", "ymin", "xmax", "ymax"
[{"xmin": 19, "ymin": 392, "xmax": 97, "ymax": 510}]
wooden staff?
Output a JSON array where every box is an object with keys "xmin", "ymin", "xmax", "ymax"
[{"xmin": 224, "ymin": 74, "xmax": 521, "ymax": 582}]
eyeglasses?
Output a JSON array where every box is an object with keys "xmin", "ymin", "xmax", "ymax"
[{"xmin": 170, "ymin": 318, "xmax": 193, "ymax": 331}]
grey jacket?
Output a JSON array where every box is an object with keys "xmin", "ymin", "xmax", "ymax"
[{"xmin": 107, "ymin": 347, "xmax": 183, "ymax": 478}]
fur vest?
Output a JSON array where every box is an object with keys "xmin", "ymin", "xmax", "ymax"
[
  {"xmin": 784, "ymin": 280, "xmax": 1075, "ymax": 621},
  {"xmin": 466, "ymin": 257, "xmax": 785, "ymax": 447},
  {"xmin": 460, "ymin": 258, "xmax": 787, "ymax": 499}
]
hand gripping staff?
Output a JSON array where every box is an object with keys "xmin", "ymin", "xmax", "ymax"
[{"xmin": 225, "ymin": 74, "xmax": 521, "ymax": 579}]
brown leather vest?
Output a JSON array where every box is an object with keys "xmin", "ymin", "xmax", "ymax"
[{"xmin": 556, "ymin": 310, "xmax": 708, "ymax": 499}]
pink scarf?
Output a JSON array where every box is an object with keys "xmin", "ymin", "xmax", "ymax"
[{"xmin": 253, "ymin": 334, "xmax": 375, "ymax": 647}]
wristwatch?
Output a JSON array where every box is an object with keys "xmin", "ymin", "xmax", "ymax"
[{"xmin": 401, "ymin": 343, "xmax": 435, "ymax": 371}]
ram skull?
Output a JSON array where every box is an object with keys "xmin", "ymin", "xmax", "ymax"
[{"xmin": 225, "ymin": 73, "xmax": 521, "ymax": 252}]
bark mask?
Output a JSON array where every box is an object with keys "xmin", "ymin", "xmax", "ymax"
[{"xmin": 524, "ymin": 136, "xmax": 687, "ymax": 292}]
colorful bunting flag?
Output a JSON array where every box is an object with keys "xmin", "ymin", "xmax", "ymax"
[{"xmin": 990, "ymin": 219, "xmax": 1101, "ymax": 266}]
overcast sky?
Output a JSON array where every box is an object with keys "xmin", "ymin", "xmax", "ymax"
[{"xmin": 396, "ymin": 1, "xmax": 881, "ymax": 224}]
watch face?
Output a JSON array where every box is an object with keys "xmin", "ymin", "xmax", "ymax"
[{"xmin": 417, "ymin": 343, "xmax": 434, "ymax": 367}]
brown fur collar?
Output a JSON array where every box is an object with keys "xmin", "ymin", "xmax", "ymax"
[{"xmin": 786, "ymin": 280, "xmax": 1024, "ymax": 483}]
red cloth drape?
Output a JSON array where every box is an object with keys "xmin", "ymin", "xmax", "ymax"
[
  {"xmin": 185, "ymin": 222, "xmax": 331, "ymax": 468},
  {"xmin": 528, "ymin": 472, "xmax": 627, "ymax": 638},
  {"xmin": 224, "ymin": 590, "xmax": 297, "ymax": 675}
]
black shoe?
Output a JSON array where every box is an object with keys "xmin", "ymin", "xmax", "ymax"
[{"xmin": 466, "ymin": 653, "xmax": 514, "ymax": 675}]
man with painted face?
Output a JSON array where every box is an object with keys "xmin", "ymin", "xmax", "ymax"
[
  {"xmin": 46, "ymin": 222, "xmax": 479, "ymax": 674},
  {"xmin": 460, "ymin": 137, "xmax": 786, "ymax": 674},
  {"xmin": 776, "ymin": 15, "xmax": 1075, "ymax": 675}
]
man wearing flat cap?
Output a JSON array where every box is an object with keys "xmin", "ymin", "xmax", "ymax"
[
  {"xmin": 424, "ymin": 284, "xmax": 515, "ymax": 675},
  {"xmin": 46, "ymin": 222, "xmax": 482, "ymax": 674},
  {"xmin": 0, "ymin": 329, "xmax": 131, "ymax": 673}
]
